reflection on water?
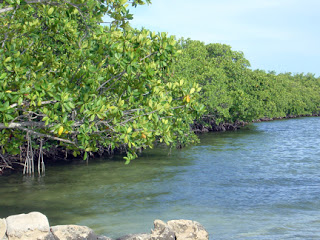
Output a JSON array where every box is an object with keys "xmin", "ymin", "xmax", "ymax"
[{"xmin": 1, "ymin": 117, "xmax": 320, "ymax": 239}]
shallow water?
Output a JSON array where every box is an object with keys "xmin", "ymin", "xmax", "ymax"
[{"xmin": 1, "ymin": 117, "xmax": 320, "ymax": 239}]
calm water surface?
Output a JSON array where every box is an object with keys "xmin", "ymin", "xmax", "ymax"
[{"xmin": 1, "ymin": 117, "xmax": 320, "ymax": 239}]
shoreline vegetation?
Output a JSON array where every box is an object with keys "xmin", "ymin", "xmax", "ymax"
[
  {"xmin": 1, "ymin": 114, "xmax": 319, "ymax": 175},
  {"xmin": 1, "ymin": 1, "xmax": 319, "ymax": 175},
  {"xmin": 192, "ymin": 113, "xmax": 320, "ymax": 133}
]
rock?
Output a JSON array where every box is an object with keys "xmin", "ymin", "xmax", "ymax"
[
  {"xmin": 117, "ymin": 219, "xmax": 208, "ymax": 240},
  {"xmin": 116, "ymin": 233, "xmax": 151, "ymax": 240},
  {"xmin": 50, "ymin": 225, "xmax": 111, "ymax": 240},
  {"xmin": 97, "ymin": 235, "xmax": 114, "ymax": 240},
  {"xmin": 167, "ymin": 220, "xmax": 209, "ymax": 240},
  {"xmin": 0, "ymin": 218, "xmax": 7, "ymax": 240},
  {"xmin": 5, "ymin": 212, "xmax": 53, "ymax": 240},
  {"xmin": 2, "ymin": 211, "xmax": 208, "ymax": 240},
  {"xmin": 150, "ymin": 220, "xmax": 175, "ymax": 240}
]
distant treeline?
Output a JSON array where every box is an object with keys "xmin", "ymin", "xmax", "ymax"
[{"xmin": 173, "ymin": 39, "xmax": 320, "ymax": 129}]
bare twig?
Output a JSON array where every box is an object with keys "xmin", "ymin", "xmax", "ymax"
[
  {"xmin": 97, "ymin": 70, "xmax": 126, "ymax": 91},
  {"xmin": 0, "ymin": 153, "xmax": 10, "ymax": 168},
  {"xmin": 140, "ymin": 51, "xmax": 157, "ymax": 62}
]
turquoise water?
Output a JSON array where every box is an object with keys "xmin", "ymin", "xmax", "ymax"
[{"xmin": 1, "ymin": 117, "xmax": 320, "ymax": 239}]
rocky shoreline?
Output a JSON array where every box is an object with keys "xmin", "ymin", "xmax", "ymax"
[{"xmin": 0, "ymin": 212, "xmax": 209, "ymax": 240}]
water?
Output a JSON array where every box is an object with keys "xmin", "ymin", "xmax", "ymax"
[{"xmin": 1, "ymin": 117, "xmax": 320, "ymax": 239}]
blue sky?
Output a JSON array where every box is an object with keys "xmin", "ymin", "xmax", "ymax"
[{"xmin": 114, "ymin": 0, "xmax": 320, "ymax": 76}]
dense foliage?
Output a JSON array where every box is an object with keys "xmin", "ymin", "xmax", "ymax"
[
  {"xmin": 1, "ymin": 1, "xmax": 319, "ymax": 174},
  {"xmin": 174, "ymin": 39, "xmax": 320, "ymax": 129},
  {"xmin": 0, "ymin": 0, "xmax": 202, "ymax": 173}
]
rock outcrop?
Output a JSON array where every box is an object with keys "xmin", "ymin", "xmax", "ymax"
[
  {"xmin": 0, "ymin": 218, "xmax": 7, "ymax": 240},
  {"xmin": 5, "ymin": 212, "xmax": 53, "ymax": 240},
  {"xmin": 1, "ymin": 212, "xmax": 209, "ymax": 240},
  {"xmin": 167, "ymin": 220, "xmax": 209, "ymax": 240},
  {"xmin": 117, "ymin": 219, "xmax": 209, "ymax": 240},
  {"xmin": 150, "ymin": 220, "xmax": 175, "ymax": 240},
  {"xmin": 50, "ymin": 225, "xmax": 112, "ymax": 240}
]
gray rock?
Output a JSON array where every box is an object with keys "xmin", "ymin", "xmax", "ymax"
[
  {"xmin": 5, "ymin": 212, "xmax": 52, "ymax": 240},
  {"xmin": 167, "ymin": 220, "xmax": 208, "ymax": 240},
  {"xmin": 0, "ymin": 218, "xmax": 7, "ymax": 240},
  {"xmin": 50, "ymin": 225, "xmax": 110, "ymax": 240},
  {"xmin": 116, "ymin": 233, "xmax": 151, "ymax": 240},
  {"xmin": 150, "ymin": 220, "xmax": 175, "ymax": 240},
  {"xmin": 97, "ymin": 235, "xmax": 114, "ymax": 240}
]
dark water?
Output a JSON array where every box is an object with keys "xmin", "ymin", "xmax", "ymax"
[{"xmin": 1, "ymin": 117, "xmax": 320, "ymax": 239}]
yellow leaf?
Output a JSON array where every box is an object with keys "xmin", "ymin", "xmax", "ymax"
[
  {"xmin": 48, "ymin": 7, "xmax": 54, "ymax": 15},
  {"xmin": 5, "ymin": 90, "xmax": 12, "ymax": 93},
  {"xmin": 58, "ymin": 126, "xmax": 64, "ymax": 136},
  {"xmin": 81, "ymin": 41, "xmax": 88, "ymax": 49},
  {"xmin": 184, "ymin": 95, "xmax": 191, "ymax": 103},
  {"xmin": 141, "ymin": 133, "xmax": 147, "ymax": 139},
  {"xmin": 14, "ymin": 51, "xmax": 20, "ymax": 58},
  {"xmin": 4, "ymin": 57, "xmax": 11, "ymax": 62}
]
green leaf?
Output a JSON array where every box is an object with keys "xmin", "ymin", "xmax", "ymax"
[
  {"xmin": 0, "ymin": 73, "xmax": 7, "ymax": 80},
  {"xmin": 124, "ymin": 157, "xmax": 130, "ymax": 165}
]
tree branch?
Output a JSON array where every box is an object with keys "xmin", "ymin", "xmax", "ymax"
[
  {"xmin": 9, "ymin": 100, "xmax": 59, "ymax": 109},
  {"xmin": 0, "ymin": 122, "xmax": 46, "ymax": 129},
  {"xmin": 0, "ymin": 6, "xmax": 13, "ymax": 14},
  {"xmin": 17, "ymin": 126, "xmax": 76, "ymax": 145}
]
